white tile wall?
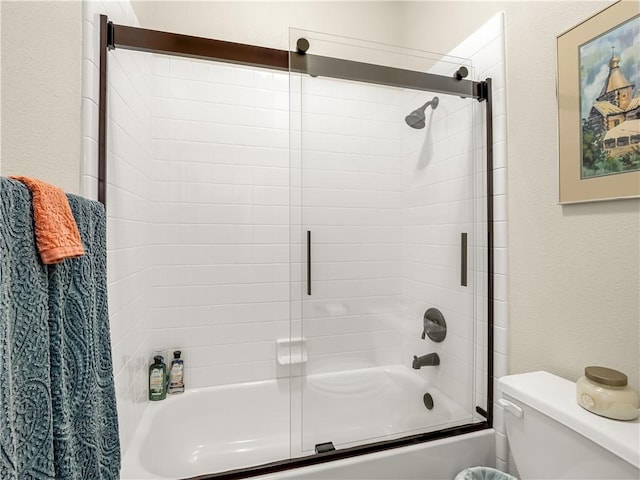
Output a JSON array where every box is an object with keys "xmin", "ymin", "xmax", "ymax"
[
  {"xmin": 400, "ymin": 81, "xmax": 478, "ymax": 415},
  {"xmin": 397, "ymin": 11, "xmax": 507, "ymax": 433},
  {"xmin": 105, "ymin": 49, "xmax": 154, "ymax": 457},
  {"xmin": 292, "ymin": 76, "xmax": 406, "ymax": 376},
  {"xmin": 149, "ymin": 57, "xmax": 292, "ymax": 388},
  {"xmin": 150, "ymin": 64, "xmax": 407, "ymax": 386},
  {"xmin": 81, "ymin": 0, "xmax": 153, "ymax": 456},
  {"xmin": 443, "ymin": 12, "xmax": 509, "ymax": 468}
]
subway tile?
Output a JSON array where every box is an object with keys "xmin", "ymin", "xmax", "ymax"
[
  {"xmin": 190, "ymin": 60, "xmax": 213, "ymax": 82},
  {"xmin": 82, "ymin": 59, "xmax": 100, "ymax": 107},
  {"xmin": 154, "ymin": 224, "xmax": 289, "ymax": 245},
  {"xmin": 82, "ymin": 98, "xmax": 99, "ymax": 139},
  {"xmin": 254, "ymin": 69, "xmax": 273, "ymax": 90},
  {"xmin": 82, "ymin": 136, "xmax": 98, "ymax": 177},
  {"xmin": 493, "ymin": 194, "xmax": 508, "ymax": 222},
  {"xmin": 493, "ymin": 114, "xmax": 507, "ymax": 144},
  {"xmin": 494, "ymin": 351, "xmax": 508, "ymax": 379},
  {"xmin": 493, "ymin": 167, "xmax": 507, "ymax": 196},
  {"xmin": 493, "ymin": 141, "xmax": 507, "ymax": 169},
  {"xmin": 307, "ymin": 330, "xmax": 401, "ymax": 357},
  {"xmin": 153, "ymin": 244, "xmax": 289, "ymax": 265},
  {"xmin": 151, "ymin": 328, "xmax": 191, "ymax": 351},
  {"xmin": 472, "ymin": 36, "xmax": 505, "ymax": 74},
  {"xmin": 494, "ymin": 300, "xmax": 509, "ymax": 329},
  {"xmin": 494, "ymin": 273, "xmax": 508, "ymax": 302},
  {"xmin": 232, "ymin": 65, "xmax": 255, "ymax": 87},
  {"xmin": 80, "ymin": 175, "xmax": 98, "ymax": 201},
  {"xmin": 494, "ymin": 326, "xmax": 508, "ymax": 356},
  {"xmin": 169, "ymin": 58, "xmax": 191, "ymax": 79},
  {"xmin": 493, "ymin": 401, "xmax": 505, "ymax": 434},
  {"xmin": 493, "ymin": 247, "xmax": 508, "ymax": 276},
  {"xmin": 152, "ymin": 55, "xmax": 170, "ymax": 77},
  {"xmin": 493, "ymin": 222, "xmax": 508, "ymax": 248},
  {"xmin": 83, "ymin": 1, "xmax": 100, "ymax": 25},
  {"xmin": 273, "ymin": 72, "xmax": 289, "ymax": 91}
]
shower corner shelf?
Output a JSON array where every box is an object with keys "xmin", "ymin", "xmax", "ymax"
[{"xmin": 276, "ymin": 337, "xmax": 308, "ymax": 365}]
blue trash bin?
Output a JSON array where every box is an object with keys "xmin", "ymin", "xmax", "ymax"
[{"xmin": 455, "ymin": 466, "xmax": 518, "ymax": 480}]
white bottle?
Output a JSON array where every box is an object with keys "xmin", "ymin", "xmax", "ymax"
[{"xmin": 168, "ymin": 350, "xmax": 185, "ymax": 394}]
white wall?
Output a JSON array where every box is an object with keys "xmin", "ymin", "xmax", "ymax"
[
  {"xmin": 401, "ymin": 1, "xmax": 640, "ymax": 390},
  {"xmin": 0, "ymin": 1, "xmax": 82, "ymax": 193}
]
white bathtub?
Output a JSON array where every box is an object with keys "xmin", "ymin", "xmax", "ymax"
[
  {"xmin": 121, "ymin": 365, "xmax": 493, "ymax": 479},
  {"xmin": 255, "ymin": 431, "xmax": 495, "ymax": 480}
]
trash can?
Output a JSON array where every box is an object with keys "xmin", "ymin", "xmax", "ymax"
[{"xmin": 454, "ymin": 466, "xmax": 518, "ymax": 480}]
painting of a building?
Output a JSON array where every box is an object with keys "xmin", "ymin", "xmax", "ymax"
[
  {"xmin": 588, "ymin": 51, "xmax": 640, "ymax": 139},
  {"xmin": 580, "ymin": 15, "xmax": 639, "ymax": 179}
]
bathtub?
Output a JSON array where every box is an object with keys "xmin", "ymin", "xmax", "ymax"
[{"xmin": 121, "ymin": 365, "xmax": 494, "ymax": 479}]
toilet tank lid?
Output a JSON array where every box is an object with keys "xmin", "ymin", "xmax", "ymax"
[{"xmin": 498, "ymin": 371, "xmax": 640, "ymax": 469}]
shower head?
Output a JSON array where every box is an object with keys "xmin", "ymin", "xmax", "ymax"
[{"xmin": 405, "ymin": 96, "xmax": 439, "ymax": 129}]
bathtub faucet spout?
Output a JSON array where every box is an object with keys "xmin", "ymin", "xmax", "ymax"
[{"xmin": 412, "ymin": 353, "xmax": 440, "ymax": 369}]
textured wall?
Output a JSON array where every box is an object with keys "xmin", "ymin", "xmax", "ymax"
[
  {"xmin": 131, "ymin": 1, "xmax": 402, "ymax": 50},
  {"xmin": 400, "ymin": 1, "xmax": 639, "ymax": 390},
  {"xmin": 501, "ymin": 1, "xmax": 639, "ymax": 391},
  {"xmin": 0, "ymin": 1, "xmax": 81, "ymax": 193}
]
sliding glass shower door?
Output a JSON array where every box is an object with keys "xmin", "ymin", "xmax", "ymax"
[
  {"xmin": 289, "ymin": 31, "xmax": 485, "ymax": 455},
  {"xmin": 104, "ymin": 15, "xmax": 492, "ymax": 477}
]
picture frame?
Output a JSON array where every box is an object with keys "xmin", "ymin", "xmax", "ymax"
[{"xmin": 557, "ymin": 1, "xmax": 640, "ymax": 204}]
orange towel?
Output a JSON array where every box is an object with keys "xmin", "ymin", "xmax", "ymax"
[{"xmin": 9, "ymin": 176, "xmax": 85, "ymax": 264}]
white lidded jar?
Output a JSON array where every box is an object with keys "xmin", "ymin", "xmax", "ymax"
[{"xmin": 576, "ymin": 366, "xmax": 640, "ymax": 421}]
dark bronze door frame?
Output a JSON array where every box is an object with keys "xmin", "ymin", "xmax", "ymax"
[{"xmin": 97, "ymin": 16, "xmax": 495, "ymax": 480}]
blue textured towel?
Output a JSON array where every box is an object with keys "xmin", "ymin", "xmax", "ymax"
[{"xmin": 0, "ymin": 178, "xmax": 120, "ymax": 479}]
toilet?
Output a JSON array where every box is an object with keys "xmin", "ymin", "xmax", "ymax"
[{"xmin": 497, "ymin": 371, "xmax": 640, "ymax": 479}]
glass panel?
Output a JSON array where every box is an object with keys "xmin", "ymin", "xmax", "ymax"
[
  {"xmin": 109, "ymin": 48, "xmax": 295, "ymax": 476},
  {"xmin": 290, "ymin": 30, "xmax": 483, "ymax": 456}
]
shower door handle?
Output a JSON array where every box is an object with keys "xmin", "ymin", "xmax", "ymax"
[
  {"xmin": 307, "ymin": 230, "xmax": 311, "ymax": 295},
  {"xmin": 461, "ymin": 233, "xmax": 468, "ymax": 287}
]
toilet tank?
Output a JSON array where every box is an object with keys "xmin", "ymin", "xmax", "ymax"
[{"xmin": 498, "ymin": 371, "xmax": 640, "ymax": 479}]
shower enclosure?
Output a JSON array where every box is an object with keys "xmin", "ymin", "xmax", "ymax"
[{"xmin": 99, "ymin": 16, "xmax": 493, "ymax": 479}]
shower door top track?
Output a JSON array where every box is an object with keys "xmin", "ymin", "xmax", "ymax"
[
  {"xmin": 98, "ymin": 16, "xmax": 490, "ymax": 207},
  {"xmin": 98, "ymin": 14, "xmax": 495, "ymax": 480}
]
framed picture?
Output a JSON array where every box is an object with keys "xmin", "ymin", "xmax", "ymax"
[{"xmin": 557, "ymin": 1, "xmax": 640, "ymax": 204}]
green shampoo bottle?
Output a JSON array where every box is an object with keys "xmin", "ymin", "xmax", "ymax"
[{"xmin": 149, "ymin": 355, "xmax": 167, "ymax": 401}]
